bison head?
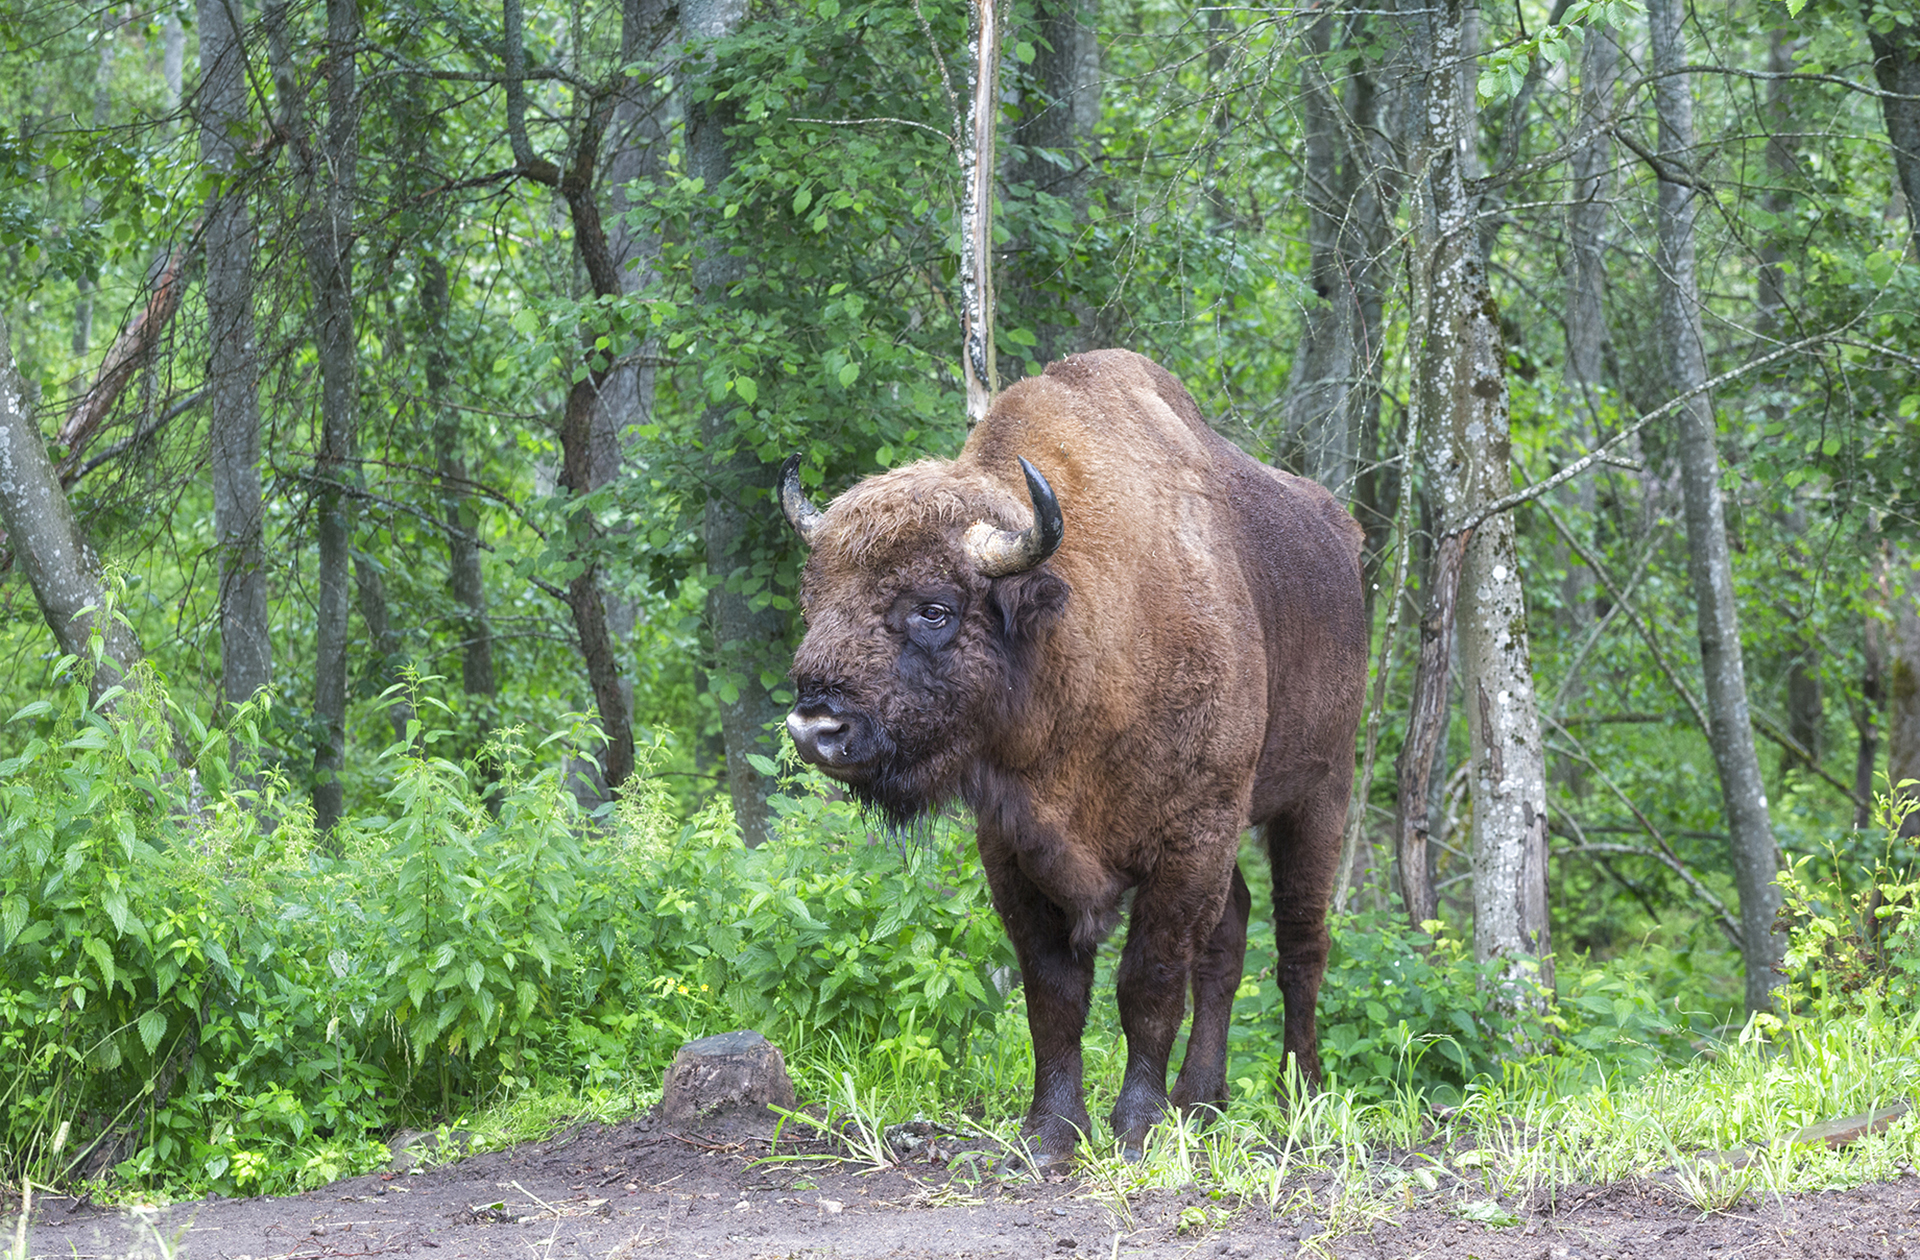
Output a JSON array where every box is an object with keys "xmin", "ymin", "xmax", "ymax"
[{"xmin": 777, "ymin": 454, "xmax": 1069, "ymax": 826}]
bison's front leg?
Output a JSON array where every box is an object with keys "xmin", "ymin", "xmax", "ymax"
[
  {"xmin": 1111, "ymin": 860, "xmax": 1234, "ymax": 1155},
  {"xmin": 981, "ymin": 848, "xmax": 1096, "ymax": 1169}
]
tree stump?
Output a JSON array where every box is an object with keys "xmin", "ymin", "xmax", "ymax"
[{"xmin": 659, "ymin": 1030, "xmax": 796, "ymax": 1126}]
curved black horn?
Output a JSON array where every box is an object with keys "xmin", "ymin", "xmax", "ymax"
[
  {"xmin": 779, "ymin": 453, "xmax": 827, "ymax": 546},
  {"xmin": 964, "ymin": 457, "xmax": 1066, "ymax": 577}
]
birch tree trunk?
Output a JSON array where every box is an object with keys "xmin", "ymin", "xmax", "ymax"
[
  {"xmin": 688, "ymin": 0, "xmax": 784, "ymax": 844},
  {"xmin": 198, "ymin": 0, "xmax": 272, "ymax": 712},
  {"xmin": 1648, "ymin": 0, "xmax": 1781, "ymax": 1011},
  {"xmin": 298, "ymin": 0, "xmax": 362, "ymax": 837},
  {"xmin": 1415, "ymin": 0, "xmax": 1551, "ymax": 995},
  {"xmin": 960, "ymin": 0, "xmax": 1003, "ymax": 428},
  {"xmin": 0, "ymin": 313, "xmax": 144, "ymax": 704}
]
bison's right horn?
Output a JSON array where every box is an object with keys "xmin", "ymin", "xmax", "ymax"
[
  {"xmin": 779, "ymin": 453, "xmax": 826, "ymax": 546},
  {"xmin": 965, "ymin": 457, "xmax": 1065, "ymax": 577}
]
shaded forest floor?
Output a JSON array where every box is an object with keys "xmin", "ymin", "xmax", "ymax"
[{"xmin": 17, "ymin": 1108, "xmax": 1919, "ymax": 1260}]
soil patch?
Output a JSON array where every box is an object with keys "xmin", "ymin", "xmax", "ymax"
[{"xmin": 17, "ymin": 1111, "xmax": 1920, "ymax": 1259}]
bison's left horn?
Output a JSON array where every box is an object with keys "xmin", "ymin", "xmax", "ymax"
[
  {"xmin": 779, "ymin": 453, "xmax": 826, "ymax": 546},
  {"xmin": 965, "ymin": 457, "xmax": 1065, "ymax": 577}
]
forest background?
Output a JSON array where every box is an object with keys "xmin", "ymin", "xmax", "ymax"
[{"xmin": 2, "ymin": 0, "xmax": 1920, "ymax": 1202}]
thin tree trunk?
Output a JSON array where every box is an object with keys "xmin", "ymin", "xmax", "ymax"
[
  {"xmin": 1276, "ymin": 12, "xmax": 1357, "ymax": 492},
  {"xmin": 421, "ymin": 257, "xmax": 496, "ymax": 704},
  {"xmin": 1554, "ymin": 23, "xmax": 1617, "ymax": 735},
  {"xmin": 502, "ymin": 0, "xmax": 638, "ymax": 799},
  {"xmin": 1002, "ymin": 0, "xmax": 1102, "ymax": 365},
  {"xmin": 1857, "ymin": 551, "xmax": 1887, "ymax": 830},
  {"xmin": 686, "ymin": 0, "xmax": 783, "ymax": 844},
  {"xmin": 1416, "ymin": 0, "xmax": 1552, "ymax": 996},
  {"xmin": 1862, "ymin": 5, "xmax": 1920, "ymax": 255},
  {"xmin": 353, "ymin": 554, "xmax": 413, "ymax": 745},
  {"xmin": 590, "ymin": 0, "xmax": 676, "ymax": 716},
  {"xmin": 198, "ymin": 0, "xmax": 272, "ymax": 712},
  {"xmin": 1648, "ymin": 0, "xmax": 1781, "ymax": 1011},
  {"xmin": 162, "ymin": 14, "xmax": 186, "ymax": 113},
  {"xmin": 1890, "ymin": 552, "xmax": 1920, "ymax": 837},
  {"xmin": 1394, "ymin": 530, "xmax": 1472, "ymax": 929},
  {"xmin": 297, "ymin": 0, "xmax": 362, "ymax": 838},
  {"xmin": 74, "ymin": 8, "xmax": 115, "ymax": 363},
  {"xmin": 959, "ymin": 0, "xmax": 1003, "ymax": 428},
  {"xmin": 0, "ymin": 312, "xmax": 144, "ymax": 705}
]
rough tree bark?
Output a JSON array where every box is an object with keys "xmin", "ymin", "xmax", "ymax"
[
  {"xmin": 198, "ymin": 0, "xmax": 272, "ymax": 712},
  {"xmin": 295, "ymin": 0, "xmax": 362, "ymax": 837},
  {"xmin": 1414, "ymin": 0, "xmax": 1552, "ymax": 995},
  {"xmin": 0, "ymin": 313, "xmax": 144, "ymax": 705},
  {"xmin": 1647, "ymin": 0, "xmax": 1781, "ymax": 1011},
  {"xmin": 686, "ymin": 0, "xmax": 784, "ymax": 844}
]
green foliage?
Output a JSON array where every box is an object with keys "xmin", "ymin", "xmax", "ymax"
[
  {"xmin": 1775, "ymin": 791, "xmax": 1920, "ymax": 1019},
  {"xmin": 0, "ymin": 670, "xmax": 1008, "ymax": 1198}
]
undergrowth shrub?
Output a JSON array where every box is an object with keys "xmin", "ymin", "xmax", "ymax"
[{"xmin": 0, "ymin": 661, "xmax": 1008, "ymax": 1198}]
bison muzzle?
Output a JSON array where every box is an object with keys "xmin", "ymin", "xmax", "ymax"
[{"xmin": 778, "ymin": 350, "xmax": 1367, "ymax": 1167}]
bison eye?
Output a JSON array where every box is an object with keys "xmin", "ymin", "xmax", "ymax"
[{"xmin": 910, "ymin": 603, "xmax": 952, "ymax": 631}]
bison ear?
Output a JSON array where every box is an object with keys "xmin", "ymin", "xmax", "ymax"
[{"xmin": 988, "ymin": 569, "xmax": 1069, "ymax": 646}]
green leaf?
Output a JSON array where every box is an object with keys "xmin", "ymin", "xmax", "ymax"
[
  {"xmin": 746, "ymin": 753, "xmax": 780, "ymax": 777},
  {"xmin": 837, "ymin": 361, "xmax": 859, "ymax": 387},
  {"xmin": 138, "ymin": 1008, "xmax": 167, "ymax": 1055},
  {"xmin": 1015, "ymin": 41, "xmax": 1037, "ymax": 64},
  {"xmin": 793, "ymin": 186, "xmax": 813, "ymax": 216},
  {"xmin": 733, "ymin": 376, "xmax": 758, "ymax": 405}
]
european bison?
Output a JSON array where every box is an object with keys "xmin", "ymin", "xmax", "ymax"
[{"xmin": 778, "ymin": 350, "xmax": 1366, "ymax": 1165}]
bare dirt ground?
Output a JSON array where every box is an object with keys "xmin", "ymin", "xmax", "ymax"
[{"xmin": 17, "ymin": 1109, "xmax": 1919, "ymax": 1260}]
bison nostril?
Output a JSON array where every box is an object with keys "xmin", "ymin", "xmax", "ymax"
[{"xmin": 787, "ymin": 709, "xmax": 854, "ymax": 764}]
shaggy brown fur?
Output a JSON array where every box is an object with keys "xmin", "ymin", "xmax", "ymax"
[{"xmin": 784, "ymin": 350, "xmax": 1367, "ymax": 1165}]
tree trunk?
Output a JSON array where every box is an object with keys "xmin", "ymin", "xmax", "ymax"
[
  {"xmin": 1862, "ymin": 4, "xmax": 1920, "ymax": 255},
  {"xmin": 1890, "ymin": 554, "xmax": 1920, "ymax": 837},
  {"xmin": 0, "ymin": 313, "xmax": 144, "ymax": 704},
  {"xmin": 74, "ymin": 8, "xmax": 115, "ymax": 363},
  {"xmin": 297, "ymin": 0, "xmax": 362, "ymax": 838},
  {"xmin": 1553, "ymin": 23, "xmax": 1617, "ymax": 732},
  {"xmin": 353, "ymin": 553, "xmax": 413, "ymax": 745},
  {"xmin": 1648, "ymin": 0, "xmax": 1781, "ymax": 1011},
  {"xmin": 198, "ymin": 0, "xmax": 272, "ymax": 713},
  {"xmin": 1415, "ymin": 0, "xmax": 1552, "ymax": 997},
  {"xmin": 1394, "ymin": 530, "xmax": 1471, "ymax": 929},
  {"xmin": 959, "ymin": 0, "xmax": 1004, "ymax": 427},
  {"xmin": 420, "ymin": 257, "xmax": 496, "ymax": 704},
  {"xmin": 1858, "ymin": 551, "xmax": 1887, "ymax": 830},
  {"xmin": 589, "ymin": 0, "xmax": 677, "ymax": 716},
  {"xmin": 502, "ymin": 0, "xmax": 638, "ymax": 799},
  {"xmin": 1002, "ymin": 0, "xmax": 1102, "ymax": 365},
  {"xmin": 161, "ymin": 13, "xmax": 186, "ymax": 115},
  {"xmin": 686, "ymin": 0, "xmax": 784, "ymax": 845}
]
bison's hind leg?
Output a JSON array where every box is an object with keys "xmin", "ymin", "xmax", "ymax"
[
  {"xmin": 1262, "ymin": 791, "xmax": 1343, "ymax": 1094},
  {"xmin": 1169, "ymin": 862, "xmax": 1252, "ymax": 1118}
]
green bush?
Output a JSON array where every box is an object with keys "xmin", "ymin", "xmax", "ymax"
[{"xmin": 0, "ymin": 663, "xmax": 1009, "ymax": 1197}]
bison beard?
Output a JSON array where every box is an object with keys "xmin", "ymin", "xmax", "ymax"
[{"xmin": 779, "ymin": 350, "xmax": 1367, "ymax": 1169}]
